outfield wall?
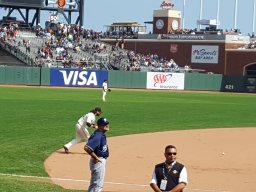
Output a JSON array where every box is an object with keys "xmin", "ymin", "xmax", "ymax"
[
  {"xmin": 0, "ymin": 66, "xmax": 41, "ymax": 85},
  {"xmin": 108, "ymin": 70, "xmax": 146, "ymax": 89},
  {"xmin": 185, "ymin": 73, "xmax": 223, "ymax": 91},
  {"xmin": 0, "ymin": 66, "xmax": 254, "ymax": 93}
]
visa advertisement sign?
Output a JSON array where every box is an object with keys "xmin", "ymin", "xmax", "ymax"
[{"xmin": 50, "ymin": 68, "xmax": 108, "ymax": 87}]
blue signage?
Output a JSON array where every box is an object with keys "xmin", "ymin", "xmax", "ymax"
[{"xmin": 50, "ymin": 68, "xmax": 108, "ymax": 87}]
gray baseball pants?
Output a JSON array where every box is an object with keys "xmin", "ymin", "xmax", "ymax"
[{"xmin": 88, "ymin": 157, "xmax": 106, "ymax": 192}]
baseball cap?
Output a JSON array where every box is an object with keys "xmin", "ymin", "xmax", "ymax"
[
  {"xmin": 94, "ymin": 107, "xmax": 102, "ymax": 113},
  {"xmin": 97, "ymin": 117, "xmax": 109, "ymax": 126}
]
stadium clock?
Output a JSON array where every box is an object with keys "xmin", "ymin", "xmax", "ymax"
[{"xmin": 156, "ymin": 19, "xmax": 164, "ymax": 30}]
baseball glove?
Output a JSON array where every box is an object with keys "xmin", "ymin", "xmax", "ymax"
[{"xmin": 108, "ymin": 88, "xmax": 111, "ymax": 92}]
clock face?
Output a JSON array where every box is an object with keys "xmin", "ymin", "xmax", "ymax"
[
  {"xmin": 156, "ymin": 19, "xmax": 164, "ymax": 30},
  {"xmin": 172, "ymin": 20, "xmax": 178, "ymax": 30}
]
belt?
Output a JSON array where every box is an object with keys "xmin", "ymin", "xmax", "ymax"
[{"xmin": 98, "ymin": 157, "xmax": 107, "ymax": 159}]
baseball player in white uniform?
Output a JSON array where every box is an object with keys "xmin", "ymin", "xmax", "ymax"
[
  {"xmin": 63, "ymin": 107, "xmax": 102, "ymax": 154},
  {"xmin": 102, "ymin": 80, "xmax": 108, "ymax": 102}
]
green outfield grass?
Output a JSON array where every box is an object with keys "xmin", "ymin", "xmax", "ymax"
[{"xmin": 0, "ymin": 86, "xmax": 256, "ymax": 191}]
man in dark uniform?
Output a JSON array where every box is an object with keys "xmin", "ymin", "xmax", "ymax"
[
  {"xmin": 84, "ymin": 117, "xmax": 110, "ymax": 192},
  {"xmin": 150, "ymin": 145, "xmax": 188, "ymax": 192}
]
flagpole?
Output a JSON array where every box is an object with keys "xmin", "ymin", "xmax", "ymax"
[
  {"xmin": 234, "ymin": 0, "xmax": 238, "ymax": 30},
  {"xmin": 216, "ymin": 0, "xmax": 220, "ymax": 29},
  {"xmin": 199, "ymin": 0, "xmax": 203, "ymax": 30},
  {"xmin": 182, "ymin": 0, "xmax": 186, "ymax": 29},
  {"xmin": 253, "ymin": 0, "xmax": 256, "ymax": 34}
]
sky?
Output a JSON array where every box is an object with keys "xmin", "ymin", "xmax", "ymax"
[{"xmin": 0, "ymin": 0, "xmax": 255, "ymax": 35}]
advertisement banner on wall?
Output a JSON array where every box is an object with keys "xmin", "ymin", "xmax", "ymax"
[
  {"xmin": 50, "ymin": 68, "xmax": 108, "ymax": 87},
  {"xmin": 146, "ymin": 72, "xmax": 185, "ymax": 90},
  {"xmin": 191, "ymin": 45, "xmax": 219, "ymax": 64}
]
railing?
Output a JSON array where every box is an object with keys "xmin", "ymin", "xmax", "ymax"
[{"xmin": 0, "ymin": 41, "xmax": 36, "ymax": 66}]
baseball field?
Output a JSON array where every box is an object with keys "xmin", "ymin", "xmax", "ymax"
[{"xmin": 0, "ymin": 86, "xmax": 256, "ymax": 192}]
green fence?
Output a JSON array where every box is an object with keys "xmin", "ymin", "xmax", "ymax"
[
  {"xmin": 0, "ymin": 67, "xmax": 5, "ymax": 83},
  {"xmin": 0, "ymin": 66, "xmax": 27, "ymax": 85},
  {"xmin": 220, "ymin": 76, "xmax": 244, "ymax": 92},
  {"xmin": 3, "ymin": 66, "xmax": 25, "ymax": 85},
  {"xmin": 184, "ymin": 73, "xmax": 223, "ymax": 91},
  {"xmin": 0, "ymin": 66, "xmax": 252, "ymax": 93},
  {"xmin": 24, "ymin": 67, "xmax": 41, "ymax": 85},
  {"xmin": 40, "ymin": 68, "xmax": 51, "ymax": 86},
  {"xmin": 0, "ymin": 66, "xmax": 50, "ymax": 86},
  {"xmin": 108, "ymin": 70, "xmax": 147, "ymax": 89}
]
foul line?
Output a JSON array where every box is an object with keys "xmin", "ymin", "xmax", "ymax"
[
  {"xmin": 0, "ymin": 173, "xmax": 230, "ymax": 192},
  {"xmin": 0, "ymin": 173, "xmax": 147, "ymax": 187}
]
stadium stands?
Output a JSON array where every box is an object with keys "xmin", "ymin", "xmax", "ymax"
[{"xmin": 0, "ymin": 23, "xmax": 189, "ymax": 72}]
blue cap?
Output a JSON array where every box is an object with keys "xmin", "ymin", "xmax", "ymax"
[{"xmin": 97, "ymin": 117, "xmax": 109, "ymax": 126}]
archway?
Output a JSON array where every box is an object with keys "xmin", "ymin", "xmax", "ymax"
[{"xmin": 244, "ymin": 63, "xmax": 256, "ymax": 76}]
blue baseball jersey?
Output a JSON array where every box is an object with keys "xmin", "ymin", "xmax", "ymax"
[{"xmin": 86, "ymin": 130, "xmax": 109, "ymax": 158}]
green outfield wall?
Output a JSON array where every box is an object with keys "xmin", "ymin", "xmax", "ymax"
[
  {"xmin": 184, "ymin": 73, "xmax": 223, "ymax": 91},
  {"xmin": 108, "ymin": 70, "xmax": 147, "ymax": 89},
  {"xmin": 24, "ymin": 67, "xmax": 41, "ymax": 85},
  {"xmin": 0, "ymin": 66, "xmax": 252, "ymax": 92},
  {"xmin": 0, "ymin": 66, "xmax": 25, "ymax": 85},
  {"xmin": 0, "ymin": 66, "xmax": 42, "ymax": 85},
  {"xmin": 40, "ymin": 68, "xmax": 51, "ymax": 86},
  {"xmin": 220, "ymin": 76, "xmax": 244, "ymax": 92},
  {"xmin": 0, "ymin": 66, "xmax": 51, "ymax": 86},
  {"xmin": 0, "ymin": 67, "xmax": 5, "ymax": 83}
]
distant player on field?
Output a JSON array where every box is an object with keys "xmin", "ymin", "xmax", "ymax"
[{"xmin": 102, "ymin": 80, "xmax": 108, "ymax": 102}]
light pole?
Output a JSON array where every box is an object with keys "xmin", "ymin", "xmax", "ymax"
[
  {"xmin": 253, "ymin": 0, "xmax": 256, "ymax": 34},
  {"xmin": 216, "ymin": 0, "xmax": 220, "ymax": 29},
  {"xmin": 234, "ymin": 0, "xmax": 238, "ymax": 30},
  {"xmin": 182, "ymin": 0, "xmax": 186, "ymax": 29},
  {"xmin": 199, "ymin": 0, "xmax": 203, "ymax": 30}
]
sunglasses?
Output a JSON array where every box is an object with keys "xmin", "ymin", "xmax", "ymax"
[{"xmin": 166, "ymin": 152, "xmax": 177, "ymax": 156}]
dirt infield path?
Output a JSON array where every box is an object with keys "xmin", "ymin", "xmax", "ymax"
[{"xmin": 44, "ymin": 128, "xmax": 256, "ymax": 192}]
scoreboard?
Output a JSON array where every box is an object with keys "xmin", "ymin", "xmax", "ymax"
[{"xmin": 0, "ymin": 0, "xmax": 42, "ymax": 8}]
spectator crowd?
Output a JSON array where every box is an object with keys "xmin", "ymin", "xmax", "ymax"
[{"xmin": 2, "ymin": 21, "xmax": 253, "ymax": 72}]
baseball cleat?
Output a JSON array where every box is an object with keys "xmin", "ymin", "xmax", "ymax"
[{"xmin": 63, "ymin": 146, "xmax": 69, "ymax": 154}]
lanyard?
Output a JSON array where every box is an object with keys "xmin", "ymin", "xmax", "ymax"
[{"xmin": 162, "ymin": 164, "xmax": 172, "ymax": 180}]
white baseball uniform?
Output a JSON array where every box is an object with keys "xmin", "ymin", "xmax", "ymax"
[
  {"xmin": 64, "ymin": 112, "xmax": 96, "ymax": 150},
  {"xmin": 102, "ymin": 81, "xmax": 108, "ymax": 101}
]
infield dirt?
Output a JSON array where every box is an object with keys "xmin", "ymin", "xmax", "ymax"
[{"xmin": 45, "ymin": 128, "xmax": 256, "ymax": 192}]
